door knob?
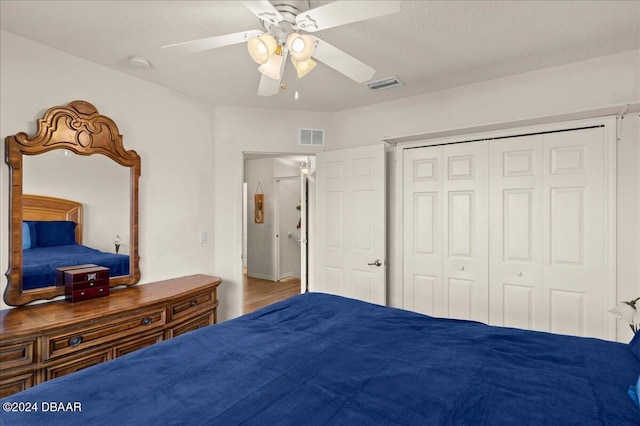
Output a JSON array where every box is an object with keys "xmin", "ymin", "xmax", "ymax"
[
  {"xmin": 516, "ymin": 272, "xmax": 523, "ymax": 277},
  {"xmin": 368, "ymin": 259, "xmax": 382, "ymax": 267},
  {"xmin": 459, "ymin": 266, "xmax": 465, "ymax": 271}
]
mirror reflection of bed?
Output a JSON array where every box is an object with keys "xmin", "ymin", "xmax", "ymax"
[{"xmin": 22, "ymin": 194, "xmax": 130, "ymax": 290}]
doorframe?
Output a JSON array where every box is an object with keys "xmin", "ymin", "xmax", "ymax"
[
  {"xmin": 394, "ymin": 116, "xmax": 617, "ymax": 340},
  {"xmin": 240, "ymin": 149, "xmax": 317, "ymax": 310}
]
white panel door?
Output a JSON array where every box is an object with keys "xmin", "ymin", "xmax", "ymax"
[
  {"xmin": 315, "ymin": 144, "xmax": 386, "ymax": 305},
  {"xmin": 442, "ymin": 142, "xmax": 489, "ymax": 322},
  {"xmin": 542, "ymin": 127, "xmax": 607, "ymax": 338},
  {"xmin": 403, "ymin": 146, "xmax": 444, "ymax": 316},
  {"xmin": 403, "ymin": 142, "xmax": 489, "ymax": 321},
  {"xmin": 489, "ymin": 135, "xmax": 544, "ymax": 330}
]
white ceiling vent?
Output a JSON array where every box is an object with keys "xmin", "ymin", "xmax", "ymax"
[
  {"xmin": 299, "ymin": 128, "xmax": 325, "ymax": 147},
  {"xmin": 366, "ymin": 76, "xmax": 404, "ymax": 91}
]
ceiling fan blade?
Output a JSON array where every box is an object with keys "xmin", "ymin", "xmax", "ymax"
[
  {"xmin": 241, "ymin": 1, "xmax": 283, "ymax": 25},
  {"xmin": 258, "ymin": 49, "xmax": 288, "ymax": 96},
  {"xmin": 162, "ymin": 30, "xmax": 263, "ymax": 54},
  {"xmin": 296, "ymin": 1, "xmax": 401, "ymax": 32},
  {"xmin": 312, "ymin": 37, "xmax": 375, "ymax": 83}
]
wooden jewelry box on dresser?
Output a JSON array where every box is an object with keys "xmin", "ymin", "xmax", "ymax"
[{"xmin": 0, "ymin": 274, "xmax": 222, "ymax": 398}]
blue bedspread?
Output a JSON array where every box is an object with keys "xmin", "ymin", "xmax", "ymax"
[
  {"xmin": 22, "ymin": 244, "xmax": 130, "ymax": 290},
  {"xmin": 1, "ymin": 293, "xmax": 639, "ymax": 425}
]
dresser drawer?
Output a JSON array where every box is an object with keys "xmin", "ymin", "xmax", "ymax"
[
  {"xmin": 166, "ymin": 312, "xmax": 214, "ymax": 339},
  {"xmin": 45, "ymin": 308, "xmax": 166, "ymax": 359},
  {"xmin": 115, "ymin": 332, "xmax": 163, "ymax": 357},
  {"xmin": 45, "ymin": 348, "xmax": 113, "ymax": 381},
  {"xmin": 0, "ymin": 371, "xmax": 36, "ymax": 398},
  {"xmin": 68, "ymin": 283, "xmax": 110, "ymax": 302},
  {"xmin": 68, "ymin": 279, "xmax": 109, "ymax": 292},
  {"xmin": 169, "ymin": 291, "xmax": 214, "ymax": 321},
  {"xmin": 0, "ymin": 339, "xmax": 36, "ymax": 372}
]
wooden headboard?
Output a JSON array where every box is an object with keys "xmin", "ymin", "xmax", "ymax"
[{"xmin": 23, "ymin": 194, "xmax": 83, "ymax": 244}]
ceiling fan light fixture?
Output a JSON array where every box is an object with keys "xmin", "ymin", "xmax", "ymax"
[
  {"xmin": 259, "ymin": 51, "xmax": 284, "ymax": 80},
  {"xmin": 285, "ymin": 33, "xmax": 315, "ymax": 62},
  {"xmin": 247, "ymin": 34, "xmax": 277, "ymax": 64},
  {"xmin": 291, "ymin": 57, "xmax": 316, "ymax": 79}
]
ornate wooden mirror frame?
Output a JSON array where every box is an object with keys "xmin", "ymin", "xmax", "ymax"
[{"xmin": 4, "ymin": 100, "xmax": 141, "ymax": 306}]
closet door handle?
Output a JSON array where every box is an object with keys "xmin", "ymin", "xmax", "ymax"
[
  {"xmin": 516, "ymin": 272, "xmax": 523, "ymax": 277},
  {"xmin": 459, "ymin": 266, "xmax": 465, "ymax": 271},
  {"xmin": 367, "ymin": 259, "xmax": 382, "ymax": 267}
]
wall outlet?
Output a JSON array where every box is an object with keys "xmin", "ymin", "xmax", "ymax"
[{"xmin": 199, "ymin": 231, "xmax": 208, "ymax": 244}]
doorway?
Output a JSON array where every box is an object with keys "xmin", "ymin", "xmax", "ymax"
[{"xmin": 242, "ymin": 153, "xmax": 313, "ymax": 313}]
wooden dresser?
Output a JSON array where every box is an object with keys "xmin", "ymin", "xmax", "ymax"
[{"xmin": 0, "ymin": 274, "xmax": 222, "ymax": 398}]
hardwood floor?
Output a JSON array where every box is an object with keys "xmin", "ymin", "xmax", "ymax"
[{"xmin": 243, "ymin": 273, "xmax": 301, "ymax": 314}]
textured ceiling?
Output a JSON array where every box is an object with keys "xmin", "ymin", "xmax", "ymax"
[{"xmin": 1, "ymin": 1, "xmax": 638, "ymax": 112}]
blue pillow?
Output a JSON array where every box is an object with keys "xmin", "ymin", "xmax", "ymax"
[
  {"xmin": 34, "ymin": 221, "xmax": 76, "ymax": 247},
  {"xmin": 22, "ymin": 222, "xmax": 31, "ymax": 250},
  {"xmin": 629, "ymin": 375, "xmax": 640, "ymax": 409},
  {"xmin": 22, "ymin": 221, "xmax": 37, "ymax": 249}
]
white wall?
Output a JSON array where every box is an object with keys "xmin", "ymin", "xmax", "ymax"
[
  {"xmin": 0, "ymin": 31, "xmax": 217, "ymax": 310},
  {"xmin": 333, "ymin": 50, "xmax": 639, "ymax": 148},
  {"xmin": 617, "ymin": 113, "xmax": 640, "ymax": 341},
  {"xmin": 211, "ymin": 107, "xmax": 331, "ymax": 320}
]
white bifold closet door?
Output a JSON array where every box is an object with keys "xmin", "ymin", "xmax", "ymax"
[
  {"xmin": 404, "ymin": 126, "xmax": 609, "ymax": 339},
  {"xmin": 403, "ymin": 141, "xmax": 489, "ymax": 322}
]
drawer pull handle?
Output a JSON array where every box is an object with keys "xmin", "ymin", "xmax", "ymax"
[
  {"xmin": 90, "ymin": 282, "xmax": 95, "ymax": 287},
  {"xmin": 190, "ymin": 300, "xmax": 198, "ymax": 307},
  {"xmin": 69, "ymin": 336, "xmax": 83, "ymax": 347},
  {"xmin": 141, "ymin": 317, "xmax": 153, "ymax": 326}
]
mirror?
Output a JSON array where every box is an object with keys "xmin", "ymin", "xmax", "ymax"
[
  {"xmin": 23, "ymin": 153, "xmax": 130, "ymax": 255},
  {"xmin": 4, "ymin": 100, "xmax": 141, "ymax": 306}
]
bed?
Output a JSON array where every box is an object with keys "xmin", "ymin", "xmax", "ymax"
[
  {"xmin": 1, "ymin": 292, "xmax": 638, "ymax": 425},
  {"xmin": 21, "ymin": 194, "xmax": 130, "ymax": 290}
]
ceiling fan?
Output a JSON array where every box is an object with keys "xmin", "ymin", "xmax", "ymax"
[{"xmin": 162, "ymin": 1, "xmax": 401, "ymax": 96}]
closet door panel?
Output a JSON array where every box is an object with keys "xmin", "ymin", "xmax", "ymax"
[
  {"xmin": 403, "ymin": 147, "xmax": 444, "ymax": 316},
  {"xmin": 443, "ymin": 142, "xmax": 489, "ymax": 322},
  {"xmin": 543, "ymin": 127, "xmax": 606, "ymax": 338},
  {"xmin": 488, "ymin": 135, "xmax": 544, "ymax": 330}
]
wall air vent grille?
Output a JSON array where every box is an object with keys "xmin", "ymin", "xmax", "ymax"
[
  {"xmin": 367, "ymin": 76, "xmax": 404, "ymax": 91},
  {"xmin": 299, "ymin": 128, "xmax": 325, "ymax": 146}
]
